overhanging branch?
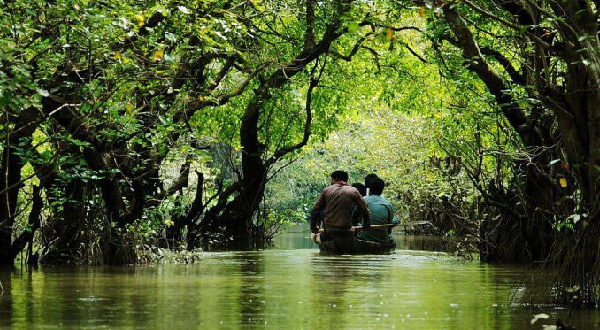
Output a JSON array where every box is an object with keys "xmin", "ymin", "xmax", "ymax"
[
  {"xmin": 266, "ymin": 59, "xmax": 326, "ymax": 166},
  {"xmin": 442, "ymin": 3, "xmax": 529, "ymax": 136}
]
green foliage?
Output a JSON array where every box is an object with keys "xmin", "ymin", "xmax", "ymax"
[{"xmin": 0, "ymin": 0, "xmax": 572, "ymax": 268}]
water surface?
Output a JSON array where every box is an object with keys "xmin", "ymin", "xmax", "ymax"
[{"xmin": 1, "ymin": 233, "xmax": 599, "ymax": 329}]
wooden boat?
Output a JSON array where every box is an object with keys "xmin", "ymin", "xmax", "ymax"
[
  {"xmin": 318, "ymin": 239, "xmax": 396, "ymax": 255},
  {"xmin": 316, "ymin": 224, "xmax": 397, "ymax": 255}
]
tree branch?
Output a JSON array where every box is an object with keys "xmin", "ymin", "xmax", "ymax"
[
  {"xmin": 304, "ymin": 0, "xmax": 316, "ymax": 49},
  {"xmin": 329, "ymin": 32, "xmax": 374, "ymax": 61},
  {"xmin": 267, "ymin": 60, "xmax": 325, "ymax": 165},
  {"xmin": 479, "ymin": 47, "xmax": 526, "ymax": 85},
  {"xmin": 442, "ymin": 3, "xmax": 529, "ymax": 136}
]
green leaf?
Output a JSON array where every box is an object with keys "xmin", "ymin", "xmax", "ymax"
[{"xmin": 348, "ymin": 22, "xmax": 359, "ymax": 34}]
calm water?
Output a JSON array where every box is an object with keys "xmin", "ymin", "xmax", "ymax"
[{"xmin": 1, "ymin": 233, "xmax": 599, "ymax": 329}]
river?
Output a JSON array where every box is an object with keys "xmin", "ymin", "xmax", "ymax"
[{"xmin": 1, "ymin": 233, "xmax": 599, "ymax": 329}]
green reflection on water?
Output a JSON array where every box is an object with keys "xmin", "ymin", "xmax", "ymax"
[{"xmin": 1, "ymin": 234, "xmax": 599, "ymax": 329}]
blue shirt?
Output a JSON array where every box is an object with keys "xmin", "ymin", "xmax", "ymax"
[{"xmin": 357, "ymin": 195, "xmax": 399, "ymax": 243}]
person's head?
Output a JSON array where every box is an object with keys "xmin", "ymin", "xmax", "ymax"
[
  {"xmin": 370, "ymin": 177, "xmax": 385, "ymax": 195},
  {"xmin": 330, "ymin": 170, "xmax": 349, "ymax": 183},
  {"xmin": 352, "ymin": 183, "xmax": 367, "ymax": 196},
  {"xmin": 364, "ymin": 173, "xmax": 379, "ymax": 188}
]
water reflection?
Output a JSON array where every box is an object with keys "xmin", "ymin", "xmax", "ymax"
[
  {"xmin": 1, "ymin": 235, "xmax": 600, "ymax": 328},
  {"xmin": 273, "ymin": 228, "xmax": 458, "ymax": 252},
  {"xmin": 0, "ymin": 268, "xmax": 10, "ymax": 327},
  {"xmin": 236, "ymin": 253, "xmax": 266, "ymax": 326},
  {"xmin": 310, "ymin": 255, "xmax": 359, "ymax": 327}
]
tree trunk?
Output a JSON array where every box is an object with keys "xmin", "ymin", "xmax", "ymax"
[
  {"xmin": 225, "ymin": 166, "xmax": 266, "ymax": 249},
  {"xmin": 10, "ymin": 185, "xmax": 42, "ymax": 261},
  {"xmin": 0, "ymin": 146, "xmax": 21, "ymax": 265},
  {"xmin": 0, "ymin": 105, "xmax": 39, "ymax": 265},
  {"xmin": 41, "ymin": 179, "xmax": 88, "ymax": 264},
  {"xmin": 168, "ymin": 172, "xmax": 203, "ymax": 249}
]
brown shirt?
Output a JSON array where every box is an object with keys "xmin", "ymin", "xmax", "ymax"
[{"xmin": 311, "ymin": 182, "xmax": 370, "ymax": 233}]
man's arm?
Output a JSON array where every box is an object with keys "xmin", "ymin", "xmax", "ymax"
[
  {"xmin": 310, "ymin": 191, "xmax": 326, "ymax": 233},
  {"xmin": 387, "ymin": 203, "xmax": 400, "ymax": 224},
  {"xmin": 351, "ymin": 205, "xmax": 362, "ymax": 226},
  {"xmin": 386, "ymin": 203, "xmax": 399, "ymax": 234},
  {"xmin": 354, "ymin": 191, "xmax": 370, "ymax": 229}
]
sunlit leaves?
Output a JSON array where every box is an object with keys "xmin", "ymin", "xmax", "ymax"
[
  {"xmin": 348, "ymin": 22, "xmax": 359, "ymax": 34},
  {"xmin": 136, "ymin": 14, "xmax": 145, "ymax": 26},
  {"xmin": 559, "ymin": 177, "xmax": 567, "ymax": 188},
  {"xmin": 386, "ymin": 26, "xmax": 393, "ymax": 41},
  {"xmin": 177, "ymin": 6, "xmax": 190, "ymax": 14},
  {"xmin": 152, "ymin": 48, "xmax": 164, "ymax": 62}
]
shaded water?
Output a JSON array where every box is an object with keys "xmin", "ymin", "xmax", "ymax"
[{"xmin": 1, "ymin": 233, "xmax": 599, "ymax": 329}]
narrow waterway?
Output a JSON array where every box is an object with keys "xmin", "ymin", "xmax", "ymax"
[{"xmin": 1, "ymin": 233, "xmax": 599, "ymax": 329}]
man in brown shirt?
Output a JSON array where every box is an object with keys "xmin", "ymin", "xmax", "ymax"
[{"xmin": 311, "ymin": 171, "xmax": 370, "ymax": 253}]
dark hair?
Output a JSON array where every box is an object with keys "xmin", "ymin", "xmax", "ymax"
[
  {"xmin": 364, "ymin": 173, "xmax": 379, "ymax": 188},
  {"xmin": 352, "ymin": 183, "xmax": 367, "ymax": 196},
  {"xmin": 370, "ymin": 177, "xmax": 385, "ymax": 195},
  {"xmin": 330, "ymin": 170, "xmax": 349, "ymax": 182}
]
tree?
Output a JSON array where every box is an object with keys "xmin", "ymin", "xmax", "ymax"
[
  {"xmin": 192, "ymin": 0, "xmax": 356, "ymax": 248},
  {"xmin": 410, "ymin": 0, "xmax": 600, "ymax": 305},
  {"xmin": 0, "ymin": 0, "xmax": 366, "ymax": 263}
]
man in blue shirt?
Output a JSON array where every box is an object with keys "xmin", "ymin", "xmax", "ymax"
[{"xmin": 357, "ymin": 177, "xmax": 399, "ymax": 244}]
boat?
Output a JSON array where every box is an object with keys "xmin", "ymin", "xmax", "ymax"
[
  {"xmin": 315, "ymin": 224, "xmax": 397, "ymax": 255},
  {"xmin": 318, "ymin": 239, "xmax": 396, "ymax": 255}
]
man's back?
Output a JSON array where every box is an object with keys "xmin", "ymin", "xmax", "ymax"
[
  {"xmin": 357, "ymin": 195, "xmax": 398, "ymax": 243},
  {"xmin": 311, "ymin": 183, "xmax": 368, "ymax": 230},
  {"xmin": 365, "ymin": 195, "xmax": 395, "ymax": 225}
]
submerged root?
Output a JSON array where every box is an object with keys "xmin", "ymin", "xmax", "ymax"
[{"xmin": 553, "ymin": 225, "xmax": 600, "ymax": 308}]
